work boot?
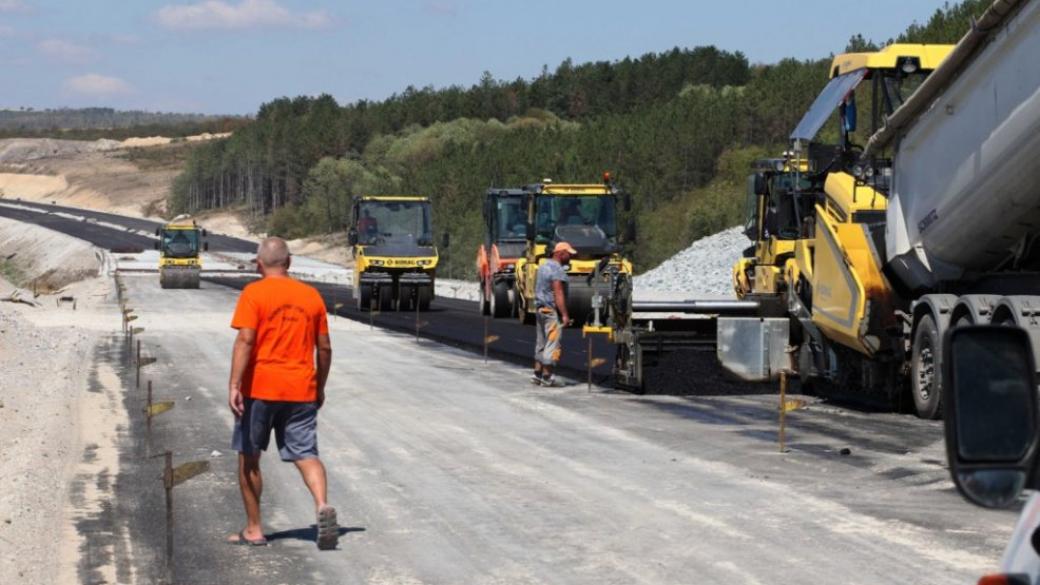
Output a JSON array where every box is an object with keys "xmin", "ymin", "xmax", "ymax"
[
  {"xmin": 540, "ymin": 376, "xmax": 566, "ymax": 388},
  {"xmin": 530, "ymin": 373, "xmax": 543, "ymax": 385}
]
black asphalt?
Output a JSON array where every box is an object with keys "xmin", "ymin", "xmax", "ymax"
[
  {"xmin": 0, "ymin": 199, "xmax": 256, "ymax": 253},
  {"xmin": 0, "ymin": 200, "xmax": 615, "ymax": 383}
]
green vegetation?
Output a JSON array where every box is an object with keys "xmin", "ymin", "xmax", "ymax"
[
  {"xmin": 118, "ymin": 142, "xmax": 203, "ymax": 172},
  {"xmin": 171, "ymin": 1, "xmax": 988, "ymax": 277},
  {"xmin": 0, "ymin": 256, "xmax": 26, "ymax": 287}
]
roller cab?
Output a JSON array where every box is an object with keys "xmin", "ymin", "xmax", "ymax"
[
  {"xmin": 513, "ymin": 178, "xmax": 634, "ymax": 327},
  {"xmin": 476, "ymin": 188, "xmax": 528, "ymax": 318},
  {"xmin": 348, "ymin": 195, "xmax": 438, "ymax": 312}
]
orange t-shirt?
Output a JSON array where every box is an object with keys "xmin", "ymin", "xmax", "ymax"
[{"xmin": 231, "ymin": 276, "xmax": 329, "ymax": 402}]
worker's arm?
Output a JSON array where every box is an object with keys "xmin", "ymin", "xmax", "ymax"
[
  {"xmin": 228, "ymin": 328, "xmax": 256, "ymax": 417},
  {"xmin": 316, "ymin": 334, "xmax": 332, "ymax": 409},
  {"xmin": 553, "ymin": 280, "xmax": 571, "ymax": 325}
]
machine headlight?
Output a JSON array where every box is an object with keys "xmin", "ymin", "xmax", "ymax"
[
  {"xmin": 417, "ymin": 259, "xmax": 433, "ymax": 267},
  {"xmin": 369, "ymin": 259, "xmax": 385, "ymax": 267}
]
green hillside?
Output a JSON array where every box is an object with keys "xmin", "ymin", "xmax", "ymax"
[{"xmin": 171, "ymin": 0, "xmax": 987, "ymax": 277}]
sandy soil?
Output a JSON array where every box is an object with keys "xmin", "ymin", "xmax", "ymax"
[{"xmin": 0, "ymin": 219, "xmax": 122, "ymax": 584}]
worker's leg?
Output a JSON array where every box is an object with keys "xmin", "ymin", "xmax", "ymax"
[
  {"xmin": 533, "ymin": 310, "xmax": 547, "ymax": 382},
  {"xmin": 238, "ymin": 453, "xmax": 265, "ymax": 538},
  {"xmin": 540, "ymin": 310, "xmax": 563, "ymax": 385},
  {"xmin": 277, "ymin": 402, "xmax": 327, "ymax": 511},
  {"xmin": 294, "ymin": 458, "xmax": 328, "ymax": 511},
  {"xmin": 231, "ymin": 398, "xmax": 269, "ymax": 542}
]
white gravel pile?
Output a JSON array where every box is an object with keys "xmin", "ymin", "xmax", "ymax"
[{"xmin": 634, "ymin": 226, "xmax": 749, "ymax": 298}]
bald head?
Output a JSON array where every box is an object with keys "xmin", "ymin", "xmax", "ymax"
[{"xmin": 257, "ymin": 237, "xmax": 291, "ymax": 272}]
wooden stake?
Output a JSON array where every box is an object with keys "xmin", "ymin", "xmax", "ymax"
[{"xmin": 779, "ymin": 371, "xmax": 788, "ymax": 453}]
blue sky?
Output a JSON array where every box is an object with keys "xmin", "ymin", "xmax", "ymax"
[{"xmin": 0, "ymin": 1, "xmax": 950, "ymax": 115}]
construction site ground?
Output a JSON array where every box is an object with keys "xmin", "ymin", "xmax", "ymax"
[{"xmin": 0, "ymin": 201, "xmax": 1022, "ymax": 584}]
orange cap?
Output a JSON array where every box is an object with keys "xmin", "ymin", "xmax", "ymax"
[{"xmin": 553, "ymin": 241, "xmax": 577, "ymax": 255}]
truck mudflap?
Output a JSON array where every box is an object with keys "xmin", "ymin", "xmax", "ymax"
[{"xmin": 716, "ymin": 317, "xmax": 791, "ymax": 381}]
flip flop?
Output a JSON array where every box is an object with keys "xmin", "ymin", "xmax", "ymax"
[
  {"xmin": 316, "ymin": 505, "xmax": 339, "ymax": 551},
  {"xmin": 227, "ymin": 530, "xmax": 268, "ymax": 547}
]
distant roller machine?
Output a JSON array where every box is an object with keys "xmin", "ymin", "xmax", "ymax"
[
  {"xmin": 476, "ymin": 188, "xmax": 528, "ymax": 318},
  {"xmin": 155, "ymin": 216, "xmax": 208, "ymax": 289},
  {"xmin": 348, "ymin": 195, "xmax": 439, "ymax": 311},
  {"xmin": 512, "ymin": 176, "xmax": 635, "ymax": 326}
]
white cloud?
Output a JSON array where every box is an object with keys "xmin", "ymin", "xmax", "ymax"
[
  {"xmin": 0, "ymin": 1, "xmax": 27, "ymax": 13},
  {"xmin": 38, "ymin": 38, "xmax": 95, "ymax": 63},
  {"xmin": 64, "ymin": 74, "xmax": 133, "ymax": 97},
  {"xmin": 156, "ymin": 0, "xmax": 331, "ymax": 31}
]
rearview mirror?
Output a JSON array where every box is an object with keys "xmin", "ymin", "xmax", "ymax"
[
  {"xmin": 441, "ymin": 232, "xmax": 451, "ymax": 249},
  {"xmin": 944, "ymin": 325, "xmax": 1039, "ymax": 508},
  {"xmin": 153, "ymin": 241, "xmax": 159, "ymax": 250},
  {"xmin": 625, "ymin": 220, "xmax": 637, "ymax": 244},
  {"xmin": 753, "ymin": 173, "xmax": 768, "ymax": 196},
  {"xmin": 347, "ymin": 230, "xmax": 358, "ymax": 246},
  {"xmin": 526, "ymin": 222, "xmax": 535, "ymax": 242},
  {"xmin": 203, "ymin": 242, "xmax": 209, "ymax": 252},
  {"xmin": 623, "ymin": 192, "xmax": 632, "ymax": 213}
]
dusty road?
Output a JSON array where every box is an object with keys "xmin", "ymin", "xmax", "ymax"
[{"xmin": 57, "ymin": 270, "xmax": 1015, "ymax": 585}]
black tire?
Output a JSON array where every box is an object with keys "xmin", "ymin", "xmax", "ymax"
[
  {"xmin": 378, "ymin": 288, "xmax": 394, "ymax": 312},
  {"xmin": 796, "ymin": 340, "xmax": 817, "ymax": 395},
  {"xmin": 911, "ymin": 314, "xmax": 943, "ymax": 420},
  {"xmin": 355, "ymin": 284, "xmax": 373, "ymax": 311},
  {"xmin": 491, "ymin": 280, "xmax": 511, "ymax": 318},
  {"xmin": 418, "ymin": 285, "xmax": 433, "ymax": 311}
]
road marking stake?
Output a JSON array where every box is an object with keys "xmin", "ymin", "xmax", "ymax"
[
  {"xmin": 160, "ymin": 452, "xmax": 209, "ymax": 578},
  {"xmin": 779, "ymin": 372, "xmax": 788, "ymax": 453},
  {"xmin": 135, "ymin": 340, "xmax": 141, "ymax": 389}
]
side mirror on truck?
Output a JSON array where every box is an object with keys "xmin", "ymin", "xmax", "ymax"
[
  {"xmin": 944, "ymin": 325, "xmax": 1039, "ymax": 509},
  {"xmin": 625, "ymin": 220, "xmax": 637, "ymax": 244},
  {"xmin": 441, "ymin": 232, "xmax": 451, "ymax": 249},
  {"xmin": 347, "ymin": 230, "xmax": 358, "ymax": 246},
  {"xmin": 153, "ymin": 241, "xmax": 159, "ymax": 250},
  {"xmin": 203, "ymin": 242, "xmax": 209, "ymax": 252},
  {"xmin": 623, "ymin": 192, "xmax": 632, "ymax": 213}
]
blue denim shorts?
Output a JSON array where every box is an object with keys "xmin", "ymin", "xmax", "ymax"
[{"xmin": 232, "ymin": 398, "xmax": 319, "ymax": 461}]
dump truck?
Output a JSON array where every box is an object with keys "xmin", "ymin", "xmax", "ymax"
[
  {"xmin": 513, "ymin": 177, "xmax": 634, "ymax": 327},
  {"xmin": 623, "ymin": 0, "xmax": 1040, "ymax": 419},
  {"xmin": 849, "ymin": 0, "xmax": 1040, "ymax": 418},
  {"xmin": 155, "ymin": 216, "xmax": 207, "ymax": 289},
  {"xmin": 476, "ymin": 188, "xmax": 528, "ymax": 318},
  {"xmin": 348, "ymin": 195, "xmax": 438, "ymax": 312}
]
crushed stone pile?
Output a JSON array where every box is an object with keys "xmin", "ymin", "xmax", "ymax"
[{"xmin": 634, "ymin": 226, "xmax": 749, "ymax": 298}]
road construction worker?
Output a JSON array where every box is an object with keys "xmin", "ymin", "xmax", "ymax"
[
  {"xmin": 227, "ymin": 237, "xmax": 339, "ymax": 550},
  {"xmin": 532, "ymin": 241, "xmax": 576, "ymax": 387}
]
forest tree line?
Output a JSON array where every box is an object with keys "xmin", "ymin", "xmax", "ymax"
[{"xmin": 170, "ymin": 0, "xmax": 988, "ymax": 276}]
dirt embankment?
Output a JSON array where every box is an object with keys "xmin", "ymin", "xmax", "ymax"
[
  {"xmin": 0, "ymin": 216, "xmax": 102, "ymax": 293},
  {"xmin": 0, "ymin": 136, "xmax": 353, "ymax": 268},
  {"xmin": 0, "ymin": 218, "xmax": 121, "ymax": 585}
]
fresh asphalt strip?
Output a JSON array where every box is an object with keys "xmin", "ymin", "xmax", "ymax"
[{"xmin": 0, "ymin": 200, "xmax": 615, "ymax": 385}]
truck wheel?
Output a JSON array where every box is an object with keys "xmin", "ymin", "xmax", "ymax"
[
  {"xmin": 378, "ymin": 288, "xmax": 394, "ymax": 312},
  {"xmin": 491, "ymin": 281, "xmax": 511, "ymax": 318},
  {"xmin": 356, "ymin": 284, "xmax": 372, "ymax": 311},
  {"xmin": 911, "ymin": 314, "xmax": 943, "ymax": 420},
  {"xmin": 418, "ymin": 285, "xmax": 433, "ymax": 311}
]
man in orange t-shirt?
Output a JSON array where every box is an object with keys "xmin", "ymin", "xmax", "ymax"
[{"xmin": 226, "ymin": 237, "xmax": 338, "ymax": 550}]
